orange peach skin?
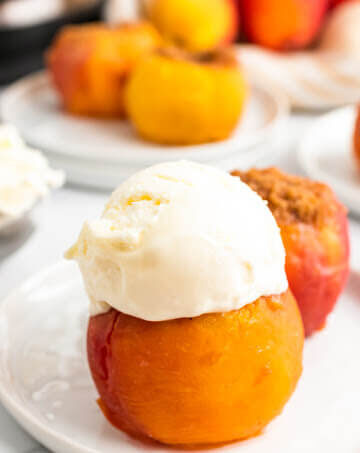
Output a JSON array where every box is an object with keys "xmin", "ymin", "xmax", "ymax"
[
  {"xmin": 240, "ymin": 0, "xmax": 329, "ymax": 51},
  {"xmin": 281, "ymin": 213, "xmax": 349, "ymax": 336},
  {"xmin": 353, "ymin": 106, "xmax": 360, "ymax": 172},
  {"xmin": 47, "ymin": 22, "xmax": 161, "ymax": 117},
  {"xmin": 87, "ymin": 291, "xmax": 304, "ymax": 446}
]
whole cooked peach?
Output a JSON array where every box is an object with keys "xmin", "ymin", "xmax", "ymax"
[
  {"xmin": 70, "ymin": 161, "xmax": 302, "ymax": 445},
  {"xmin": 240, "ymin": 0, "xmax": 328, "ymax": 51},
  {"xmin": 88, "ymin": 290, "xmax": 303, "ymax": 446},
  {"xmin": 353, "ymin": 106, "xmax": 360, "ymax": 172},
  {"xmin": 146, "ymin": 0, "xmax": 238, "ymax": 52},
  {"xmin": 47, "ymin": 22, "xmax": 161, "ymax": 117},
  {"xmin": 233, "ymin": 168, "xmax": 350, "ymax": 337},
  {"xmin": 125, "ymin": 48, "xmax": 248, "ymax": 144}
]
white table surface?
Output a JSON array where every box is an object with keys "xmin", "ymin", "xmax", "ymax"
[{"xmin": 1, "ymin": 113, "xmax": 360, "ymax": 453}]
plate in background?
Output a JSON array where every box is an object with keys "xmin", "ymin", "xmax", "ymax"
[
  {"xmin": 298, "ymin": 106, "xmax": 360, "ymax": 216},
  {"xmin": 0, "ymin": 261, "xmax": 359, "ymax": 453},
  {"xmin": 1, "ymin": 71, "xmax": 289, "ymax": 189}
]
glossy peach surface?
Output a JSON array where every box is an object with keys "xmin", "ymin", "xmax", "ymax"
[
  {"xmin": 87, "ymin": 291, "xmax": 304, "ymax": 446},
  {"xmin": 47, "ymin": 22, "xmax": 161, "ymax": 117},
  {"xmin": 281, "ymin": 213, "xmax": 349, "ymax": 336},
  {"xmin": 240, "ymin": 0, "xmax": 328, "ymax": 50}
]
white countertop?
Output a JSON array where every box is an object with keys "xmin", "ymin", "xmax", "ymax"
[{"xmin": 1, "ymin": 114, "xmax": 360, "ymax": 452}]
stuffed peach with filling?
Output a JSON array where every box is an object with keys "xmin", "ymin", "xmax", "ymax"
[{"xmin": 233, "ymin": 167, "xmax": 350, "ymax": 337}]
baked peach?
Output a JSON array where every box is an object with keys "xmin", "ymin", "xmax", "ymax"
[
  {"xmin": 353, "ymin": 106, "xmax": 360, "ymax": 172},
  {"xmin": 240, "ymin": 0, "xmax": 328, "ymax": 51},
  {"xmin": 47, "ymin": 22, "xmax": 161, "ymax": 117},
  {"xmin": 87, "ymin": 290, "xmax": 303, "ymax": 446},
  {"xmin": 233, "ymin": 168, "xmax": 350, "ymax": 337},
  {"xmin": 125, "ymin": 47, "xmax": 248, "ymax": 145},
  {"xmin": 146, "ymin": 0, "xmax": 238, "ymax": 52}
]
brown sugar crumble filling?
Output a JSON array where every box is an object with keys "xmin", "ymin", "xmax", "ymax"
[{"xmin": 232, "ymin": 167, "xmax": 342, "ymax": 227}]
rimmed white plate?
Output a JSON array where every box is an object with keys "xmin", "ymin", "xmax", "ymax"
[
  {"xmin": 0, "ymin": 261, "xmax": 359, "ymax": 453},
  {"xmin": 0, "ymin": 72, "xmax": 288, "ymax": 189},
  {"xmin": 298, "ymin": 106, "xmax": 360, "ymax": 216}
]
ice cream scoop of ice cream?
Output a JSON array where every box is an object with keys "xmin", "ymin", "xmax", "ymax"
[
  {"xmin": 0, "ymin": 124, "xmax": 64, "ymax": 221},
  {"xmin": 67, "ymin": 161, "xmax": 287, "ymax": 321}
]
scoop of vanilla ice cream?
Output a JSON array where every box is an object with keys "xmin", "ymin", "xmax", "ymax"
[
  {"xmin": 0, "ymin": 124, "xmax": 65, "ymax": 220},
  {"xmin": 67, "ymin": 161, "xmax": 288, "ymax": 321}
]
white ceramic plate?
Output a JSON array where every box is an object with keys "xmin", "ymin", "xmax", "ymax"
[
  {"xmin": 298, "ymin": 106, "xmax": 360, "ymax": 216},
  {"xmin": 0, "ymin": 72, "xmax": 288, "ymax": 189},
  {"xmin": 0, "ymin": 261, "xmax": 359, "ymax": 453}
]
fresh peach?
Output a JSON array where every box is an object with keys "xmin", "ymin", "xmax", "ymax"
[
  {"xmin": 47, "ymin": 22, "xmax": 161, "ymax": 117},
  {"xmin": 125, "ymin": 47, "xmax": 248, "ymax": 145},
  {"xmin": 87, "ymin": 290, "xmax": 303, "ymax": 446},
  {"xmin": 240, "ymin": 0, "xmax": 329, "ymax": 51},
  {"xmin": 233, "ymin": 168, "xmax": 350, "ymax": 337},
  {"xmin": 146, "ymin": 0, "xmax": 238, "ymax": 52}
]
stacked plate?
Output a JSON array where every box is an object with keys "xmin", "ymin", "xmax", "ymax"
[{"xmin": 1, "ymin": 72, "xmax": 289, "ymax": 190}]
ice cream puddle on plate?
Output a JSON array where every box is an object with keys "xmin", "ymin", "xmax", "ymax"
[
  {"xmin": 0, "ymin": 124, "xmax": 64, "ymax": 231},
  {"xmin": 67, "ymin": 160, "xmax": 288, "ymax": 321}
]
